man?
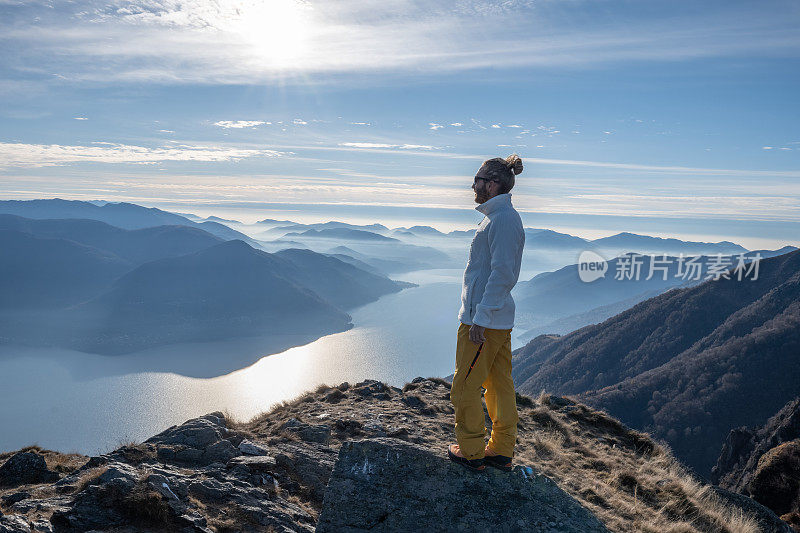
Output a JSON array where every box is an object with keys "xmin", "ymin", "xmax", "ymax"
[{"xmin": 448, "ymin": 154, "xmax": 525, "ymax": 472}]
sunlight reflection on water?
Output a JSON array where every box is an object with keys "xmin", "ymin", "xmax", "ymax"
[{"xmin": 0, "ymin": 271, "xmax": 468, "ymax": 454}]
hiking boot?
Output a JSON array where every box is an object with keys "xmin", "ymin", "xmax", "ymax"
[
  {"xmin": 484, "ymin": 446, "xmax": 513, "ymax": 472},
  {"xmin": 447, "ymin": 444, "xmax": 485, "ymax": 472}
]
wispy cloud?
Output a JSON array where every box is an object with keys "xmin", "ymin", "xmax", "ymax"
[
  {"xmin": 213, "ymin": 120, "xmax": 269, "ymax": 129},
  {"xmin": 1, "ymin": 1, "xmax": 798, "ymax": 85},
  {"xmin": 338, "ymin": 142, "xmax": 440, "ymax": 151},
  {"xmin": 0, "ymin": 141, "xmax": 285, "ymax": 168},
  {"xmin": 523, "ymin": 157, "xmax": 800, "ymax": 178},
  {"xmin": 245, "ymin": 140, "xmax": 800, "ymax": 177}
]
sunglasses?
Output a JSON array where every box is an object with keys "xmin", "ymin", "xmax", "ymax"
[{"xmin": 473, "ymin": 176, "xmax": 501, "ymax": 186}]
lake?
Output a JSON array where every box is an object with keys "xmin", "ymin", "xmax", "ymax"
[{"xmin": 0, "ymin": 268, "xmax": 535, "ymax": 455}]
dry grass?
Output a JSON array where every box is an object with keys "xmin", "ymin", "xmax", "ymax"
[
  {"xmin": 114, "ymin": 443, "xmax": 157, "ymax": 465},
  {"xmin": 511, "ymin": 395, "xmax": 762, "ymax": 533},
  {"xmin": 284, "ymin": 492, "xmax": 319, "ymax": 520},
  {"xmin": 0, "ymin": 445, "xmax": 86, "ymax": 476},
  {"xmin": 73, "ymin": 465, "xmax": 109, "ymax": 493}
]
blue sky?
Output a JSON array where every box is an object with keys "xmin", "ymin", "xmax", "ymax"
[{"xmin": 0, "ymin": 0, "xmax": 798, "ymax": 248}]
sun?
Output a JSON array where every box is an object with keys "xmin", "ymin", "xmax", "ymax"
[{"xmin": 224, "ymin": 0, "xmax": 313, "ymax": 69}]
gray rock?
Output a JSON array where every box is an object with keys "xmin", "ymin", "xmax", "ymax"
[
  {"xmin": 317, "ymin": 438, "xmax": 609, "ymax": 533},
  {"xmin": 174, "ymin": 446, "xmax": 204, "ymax": 464},
  {"xmin": 10, "ymin": 496, "xmax": 71, "ymax": 516},
  {"xmin": 97, "ymin": 462, "xmax": 138, "ymax": 494},
  {"xmin": 1, "ymin": 493, "xmax": 29, "ymax": 507},
  {"xmin": 362, "ymin": 420, "xmax": 387, "ymax": 437},
  {"xmin": 188, "ymin": 479, "xmax": 235, "ymax": 503},
  {"xmin": 30, "ymin": 520, "xmax": 52, "ymax": 533},
  {"xmin": 203, "ymin": 439, "xmax": 240, "ymax": 463},
  {"xmin": 400, "ymin": 394, "xmax": 433, "ymax": 414},
  {"xmin": 386, "ymin": 427, "xmax": 410, "ymax": 440},
  {"xmin": 146, "ymin": 473, "xmax": 181, "ymax": 500},
  {"xmin": 352, "ymin": 379, "xmax": 389, "ymax": 396},
  {"xmin": 281, "ymin": 418, "xmax": 331, "ymax": 444},
  {"xmin": 239, "ymin": 439, "xmax": 271, "ymax": 456},
  {"xmin": 180, "ymin": 510, "xmax": 213, "ymax": 532},
  {"xmin": 146, "ymin": 413, "xmax": 242, "ymax": 466},
  {"xmin": 147, "ymin": 416, "xmax": 226, "ymax": 448},
  {"xmin": 0, "ymin": 515, "xmax": 30, "ymax": 533},
  {"xmin": 228, "ymin": 455, "xmax": 278, "ymax": 472},
  {"xmin": 0, "ymin": 452, "xmax": 59, "ymax": 487},
  {"xmin": 50, "ymin": 463, "xmax": 139, "ymax": 531},
  {"xmin": 334, "ymin": 418, "xmax": 364, "ymax": 436}
]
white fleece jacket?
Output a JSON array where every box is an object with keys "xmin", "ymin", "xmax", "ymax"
[{"xmin": 458, "ymin": 193, "xmax": 525, "ymax": 329}]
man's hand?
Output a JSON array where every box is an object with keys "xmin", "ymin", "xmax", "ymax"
[{"xmin": 469, "ymin": 324, "xmax": 486, "ymax": 344}]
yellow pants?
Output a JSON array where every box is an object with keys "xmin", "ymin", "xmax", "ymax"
[{"xmin": 450, "ymin": 322, "xmax": 519, "ymax": 460}]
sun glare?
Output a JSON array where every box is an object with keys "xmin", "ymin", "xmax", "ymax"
[{"xmin": 225, "ymin": 0, "xmax": 313, "ymax": 69}]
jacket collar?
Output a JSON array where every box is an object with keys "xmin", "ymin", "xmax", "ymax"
[{"xmin": 475, "ymin": 193, "xmax": 512, "ymax": 216}]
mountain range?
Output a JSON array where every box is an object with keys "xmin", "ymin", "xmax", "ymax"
[
  {"xmin": 285, "ymin": 228, "xmax": 399, "ymax": 242},
  {"xmin": 512, "ymin": 248, "xmax": 800, "ymax": 477},
  {"xmin": 0, "ymin": 213, "xmax": 413, "ymax": 354},
  {"xmin": 512, "ymin": 249, "xmax": 794, "ymax": 343},
  {"xmin": 0, "ymin": 198, "xmax": 257, "ymax": 246}
]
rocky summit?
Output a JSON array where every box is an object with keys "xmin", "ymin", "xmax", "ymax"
[
  {"xmin": 317, "ymin": 438, "xmax": 608, "ymax": 532},
  {"xmin": 0, "ymin": 378, "xmax": 789, "ymax": 532}
]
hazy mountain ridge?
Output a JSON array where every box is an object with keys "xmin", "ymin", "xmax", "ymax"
[
  {"xmin": 0, "ymin": 198, "xmax": 257, "ymax": 245},
  {"xmin": 67, "ymin": 240, "xmax": 355, "ymax": 354},
  {"xmin": 285, "ymin": 228, "xmax": 399, "ymax": 242},
  {"xmin": 0, "ymin": 214, "xmax": 414, "ymax": 354},
  {"xmin": 0, "ymin": 214, "xmax": 224, "ymax": 265},
  {"xmin": 512, "ymin": 249, "xmax": 800, "ymax": 476},
  {"xmin": 274, "ymin": 248, "xmax": 415, "ymax": 310},
  {"xmin": 0, "ymin": 229, "xmax": 131, "ymax": 310},
  {"xmin": 512, "ymin": 250, "xmax": 781, "ymax": 337},
  {"xmin": 589, "ymin": 232, "xmax": 748, "ymax": 256},
  {"xmin": 516, "ymin": 287, "xmax": 667, "ymax": 343}
]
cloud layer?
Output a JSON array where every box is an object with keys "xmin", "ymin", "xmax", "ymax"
[
  {"xmin": 2, "ymin": 0, "xmax": 798, "ymax": 84},
  {"xmin": 0, "ymin": 142, "xmax": 284, "ymax": 168}
]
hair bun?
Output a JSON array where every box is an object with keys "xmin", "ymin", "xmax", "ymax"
[{"xmin": 505, "ymin": 154, "xmax": 523, "ymax": 175}]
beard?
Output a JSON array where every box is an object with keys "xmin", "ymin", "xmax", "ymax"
[{"xmin": 474, "ymin": 190, "xmax": 488, "ymax": 204}]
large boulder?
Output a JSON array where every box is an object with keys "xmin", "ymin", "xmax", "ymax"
[
  {"xmin": 749, "ymin": 439, "xmax": 800, "ymax": 517},
  {"xmin": 0, "ymin": 515, "xmax": 31, "ymax": 533},
  {"xmin": 145, "ymin": 412, "xmax": 241, "ymax": 466},
  {"xmin": 317, "ymin": 438, "xmax": 609, "ymax": 533},
  {"xmin": 713, "ymin": 397, "xmax": 800, "ymax": 494},
  {"xmin": 0, "ymin": 453, "xmax": 58, "ymax": 487}
]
